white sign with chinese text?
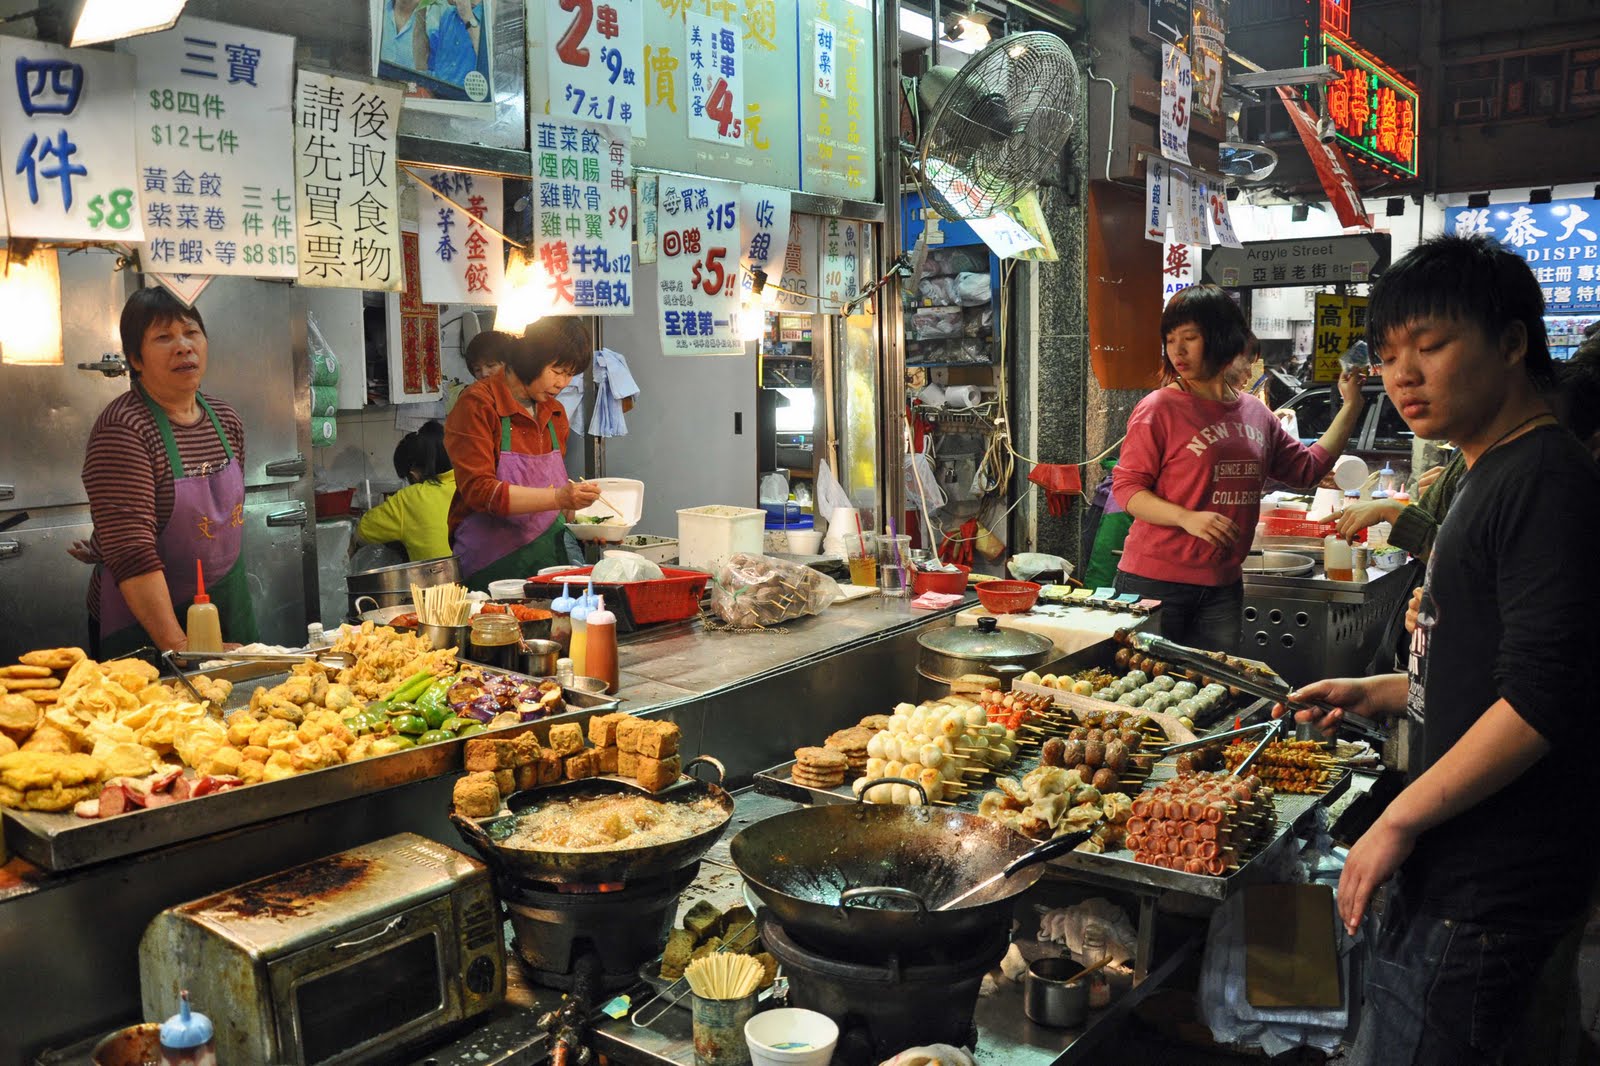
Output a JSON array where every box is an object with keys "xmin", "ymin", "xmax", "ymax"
[
  {"xmin": 127, "ymin": 17, "xmax": 296, "ymax": 277},
  {"xmin": 657, "ymin": 175, "xmax": 742, "ymax": 354},
  {"xmin": 800, "ymin": 0, "xmax": 875, "ymax": 198},
  {"xmin": 769, "ymin": 212, "xmax": 818, "ymax": 312},
  {"xmin": 686, "ymin": 12, "xmax": 744, "ymax": 145},
  {"xmin": 1207, "ymin": 184, "xmax": 1241, "ymax": 248},
  {"xmin": 636, "ymin": 171, "xmax": 658, "ymax": 264},
  {"xmin": 818, "ymin": 217, "xmax": 860, "ymax": 309},
  {"xmin": 739, "ymin": 183, "xmax": 791, "ymax": 298},
  {"xmin": 0, "ymin": 39, "xmax": 144, "ymax": 241},
  {"xmin": 1162, "ymin": 239, "xmax": 1199, "ymax": 303},
  {"xmin": 1144, "ymin": 157, "xmax": 1168, "ymax": 242},
  {"xmin": 294, "ymin": 70, "xmax": 404, "ymax": 290},
  {"xmin": 1169, "ymin": 167, "xmax": 1205, "ymax": 247},
  {"xmin": 543, "ymin": 0, "xmax": 646, "ymax": 136},
  {"xmin": 414, "ymin": 167, "xmax": 504, "ymax": 305},
  {"xmin": 1159, "ymin": 42, "xmax": 1192, "ymax": 166},
  {"xmin": 969, "ymin": 211, "xmax": 1043, "ymax": 260},
  {"xmin": 813, "ymin": 19, "xmax": 837, "ymax": 98},
  {"xmin": 532, "ymin": 117, "xmax": 633, "ymax": 315}
]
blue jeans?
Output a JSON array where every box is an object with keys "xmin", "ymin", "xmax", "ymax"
[
  {"xmin": 1351, "ymin": 888, "xmax": 1572, "ymax": 1066},
  {"xmin": 1113, "ymin": 571, "xmax": 1242, "ymax": 653}
]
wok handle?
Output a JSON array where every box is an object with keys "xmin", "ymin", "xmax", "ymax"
[
  {"xmin": 683, "ymin": 754, "xmax": 726, "ymax": 786},
  {"xmin": 448, "ymin": 810, "xmax": 502, "ymax": 864},
  {"xmin": 840, "ymin": 886, "xmax": 929, "ymax": 915},
  {"xmin": 354, "ymin": 595, "xmax": 379, "ymax": 615},
  {"xmin": 1002, "ymin": 824, "xmax": 1099, "ymax": 877},
  {"xmin": 854, "ymin": 776, "xmax": 929, "ymax": 806}
]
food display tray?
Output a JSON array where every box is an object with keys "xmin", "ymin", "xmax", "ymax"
[{"xmin": 2, "ymin": 663, "xmax": 620, "ymax": 872}]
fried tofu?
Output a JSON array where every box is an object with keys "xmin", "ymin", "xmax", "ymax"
[
  {"xmin": 494, "ymin": 768, "xmax": 516, "ymax": 796},
  {"xmin": 682, "ymin": 899, "xmax": 721, "ymax": 939},
  {"xmin": 563, "ymin": 750, "xmax": 596, "ymax": 781},
  {"xmin": 635, "ymin": 754, "xmax": 681, "ymax": 792},
  {"xmin": 637, "ymin": 721, "xmax": 680, "ymax": 759},
  {"xmin": 512, "ymin": 732, "xmax": 543, "ymax": 766},
  {"xmin": 615, "ymin": 716, "xmax": 646, "ymax": 754},
  {"xmin": 464, "ymin": 737, "xmax": 517, "ymax": 772},
  {"xmin": 452, "ymin": 771, "xmax": 502, "ymax": 818},
  {"xmin": 595, "ymin": 745, "xmax": 619, "ymax": 775},
  {"xmin": 618, "ymin": 750, "xmax": 639, "ymax": 778},
  {"xmin": 547, "ymin": 722, "xmax": 585, "ymax": 758},
  {"xmin": 588, "ymin": 712, "xmax": 627, "ymax": 748},
  {"xmin": 537, "ymin": 750, "xmax": 562, "ymax": 785}
]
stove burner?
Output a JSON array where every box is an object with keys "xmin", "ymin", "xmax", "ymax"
[
  {"xmin": 503, "ymin": 863, "xmax": 699, "ymax": 992},
  {"xmin": 759, "ymin": 913, "xmax": 1004, "ymax": 1066}
]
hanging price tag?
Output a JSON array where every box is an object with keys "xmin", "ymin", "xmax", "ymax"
[{"xmin": 657, "ymin": 175, "xmax": 742, "ymax": 354}]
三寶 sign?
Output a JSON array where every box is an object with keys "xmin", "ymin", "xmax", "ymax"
[
  {"xmin": 531, "ymin": 117, "xmax": 634, "ymax": 315},
  {"xmin": 657, "ymin": 175, "xmax": 741, "ymax": 355},
  {"xmin": 1203, "ymin": 234, "xmax": 1391, "ymax": 289},
  {"xmin": 1158, "ymin": 42, "xmax": 1192, "ymax": 166},
  {"xmin": 686, "ymin": 12, "xmax": 744, "ymax": 145},
  {"xmin": 126, "ymin": 17, "xmax": 297, "ymax": 277},
  {"xmin": 294, "ymin": 70, "xmax": 404, "ymax": 290},
  {"xmin": 0, "ymin": 39, "xmax": 145, "ymax": 241},
  {"xmin": 543, "ymin": 0, "xmax": 646, "ymax": 135},
  {"xmin": 1314, "ymin": 31, "xmax": 1418, "ymax": 179},
  {"xmin": 415, "ymin": 167, "xmax": 505, "ymax": 305},
  {"xmin": 1312, "ymin": 293, "xmax": 1368, "ymax": 384},
  {"xmin": 1448, "ymin": 198, "xmax": 1600, "ymax": 314}
]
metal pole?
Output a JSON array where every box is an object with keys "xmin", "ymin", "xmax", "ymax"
[{"xmin": 878, "ymin": 0, "xmax": 908, "ymax": 534}]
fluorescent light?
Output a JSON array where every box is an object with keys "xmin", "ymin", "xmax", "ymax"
[
  {"xmin": 899, "ymin": 7, "xmax": 986, "ymax": 55},
  {"xmin": 957, "ymin": 15, "xmax": 990, "ymax": 47},
  {"xmin": 71, "ymin": 0, "xmax": 188, "ymax": 47},
  {"xmin": 0, "ymin": 248, "xmax": 63, "ymax": 366}
]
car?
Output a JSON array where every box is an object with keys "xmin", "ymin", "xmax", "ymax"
[{"xmin": 1277, "ymin": 381, "xmax": 1416, "ymax": 470}]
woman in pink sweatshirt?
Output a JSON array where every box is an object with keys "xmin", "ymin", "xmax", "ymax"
[{"xmin": 1112, "ymin": 285, "xmax": 1366, "ymax": 651}]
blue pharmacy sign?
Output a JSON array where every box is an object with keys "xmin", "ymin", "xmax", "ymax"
[{"xmin": 1446, "ymin": 198, "xmax": 1600, "ymax": 314}]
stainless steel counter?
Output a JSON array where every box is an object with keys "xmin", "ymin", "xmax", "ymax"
[{"xmin": 1241, "ymin": 559, "xmax": 1413, "ymax": 683}]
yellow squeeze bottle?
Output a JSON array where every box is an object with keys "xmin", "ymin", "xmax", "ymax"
[
  {"xmin": 569, "ymin": 591, "xmax": 591, "ymax": 677},
  {"xmin": 186, "ymin": 559, "xmax": 223, "ymax": 653}
]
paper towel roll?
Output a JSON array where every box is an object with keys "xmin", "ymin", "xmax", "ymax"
[
  {"xmin": 944, "ymin": 385, "xmax": 982, "ymax": 408},
  {"xmin": 310, "ymin": 348, "xmax": 339, "ymax": 387},
  {"xmin": 310, "ymin": 386, "xmax": 338, "ymax": 418},
  {"xmin": 310, "ymin": 416, "xmax": 337, "ymax": 448}
]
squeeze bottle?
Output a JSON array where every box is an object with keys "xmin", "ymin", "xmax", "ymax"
[
  {"xmin": 550, "ymin": 581, "xmax": 575, "ymax": 652},
  {"xmin": 570, "ymin": 585, "xmax": 593, "ymax": 676},
  {"xmin": 585, "ymin": 596, "xmax": 619, "ymax": 695},
  {"xmin": 186, "ymin": 559, "xmax": 223, "ymax": 653}
]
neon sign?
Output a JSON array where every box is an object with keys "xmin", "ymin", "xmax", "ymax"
[
  {"xmin": 1309, "ymin": 31, "xmax": 1419, "ymax": 179},
  {"xmin": 1321, "ymin": 0, "xmax": 1350, "ymax": 38}
]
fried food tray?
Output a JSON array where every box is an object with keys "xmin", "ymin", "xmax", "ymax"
[{"xmin": 3, "ymin": 663, "xmax": 620, "ymax": 872}]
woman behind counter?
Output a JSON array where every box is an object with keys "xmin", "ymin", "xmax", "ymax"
[
  {"xmin": 445, "ymin": 319, "xmax": 600, "ymax": 591},
  {"xmin": 356, "ymin": 420, "xmax": 454, "ymax": 562},
  {"xmin": 83, "ymin": 288, "xmax": 258, "ymax": 656}
]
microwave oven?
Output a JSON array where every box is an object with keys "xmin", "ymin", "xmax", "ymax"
[{"xmin": 139, "ymin": 833, "xmax": 504, "ymax": 1065}]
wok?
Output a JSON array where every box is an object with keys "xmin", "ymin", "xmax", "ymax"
[
  {"xmin": 450, "ymin": 755, "xmax": 733, "ymax": 884},
  {"xmin": 728, "ymin": 779, "xmax": 1049, "ymax": 953}
]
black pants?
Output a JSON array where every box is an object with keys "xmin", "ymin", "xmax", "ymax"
[{"xmin": 1113, "ymin": 571, "xmax": 1243, "ymax": 653}]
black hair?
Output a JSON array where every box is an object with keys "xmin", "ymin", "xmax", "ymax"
[
  {"xmin": 462, "ymin": 329, "xmax": 516, "ymax": 374},
  {"xmin": 1554, "ymin": 358, "xmax": 1600, "ymax": 450},
  {"xmin": 506, "ymin": 317, "xmax": 594, "ymax": 384},
  {"xmin": 1366, "ymin": 233, "xmax": 1553, "ymax": 384},
  {"xmin": 120, "ymin": 287, "xmax": 206, "ymax": 379},
  {"xmin": 393, "ymin": 420, "xmax": 452, "ymax": 484},
  {"xmin": 1159, "ymin": 284, "xmax": 1248, "ymax": 384}
]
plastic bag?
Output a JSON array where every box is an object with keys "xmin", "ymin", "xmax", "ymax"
[
  {"xmin": 910, "ymin": 307, "xmax": 964, "ymax": 340},
  {"xmin": 815, "ymin": 459, "xmax": 853, "ymax": 522},
  {"xmin": 308, "ymin": 311, "xmax": 340, "ymax": 387},
  {"xmin": 711, "ymin": 553, "xmax": 840, "ymax": 627},
  {"xmin": 917, "ymin": 276, "xmax": 959, "ymax": 305},
  {"xmin": 954, "ymin": 271, "xmax": 992, "ymax": 306},
  {"xmin": 1008, "ymin": 553, "xmax": 1073, "ymax": 582},
  {"xmin": 591, "ymin": 551, "xmax": 665, "ymax": 583},
  {"xmin": 759, "ymin": 472, "xmax": 790, "ymax": 504}
]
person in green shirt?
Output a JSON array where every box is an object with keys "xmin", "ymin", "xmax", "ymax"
[{"xmin": 356, "ymin": 420, "xmax": 455, "ymax": 562}]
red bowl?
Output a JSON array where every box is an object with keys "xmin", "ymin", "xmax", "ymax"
[
  {"xmin": 911, "ymin": 563, "xmax": 971, "ymax": 596},
  {"xmin": 974, "ymin": 579, "xmax": 1041, "ymax": 614}
]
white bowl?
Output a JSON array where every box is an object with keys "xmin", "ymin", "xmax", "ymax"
[
  {"xmin": 786, "ymin": 530, "xmax": 823, "ymax": 554},
  {"xmin": 487, "ymin": 579, "xmax": 528, "ymax": 601},
  {"xmin": 745, "ymin": 1009, "xmax": 839, "ymax": 1066},
  {"xmin": 567, "ymin": 519, "xmax": 637, "ymax": 543}
]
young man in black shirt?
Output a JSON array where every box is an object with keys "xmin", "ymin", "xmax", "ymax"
[{"xmin": 1283, "ymin": 234, "xmax": 1600, "ymax": 1065}]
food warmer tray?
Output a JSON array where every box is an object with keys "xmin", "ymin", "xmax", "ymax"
[{"xmin": 2, "ymin": 662, "xmax": 620, "ymax": 873}]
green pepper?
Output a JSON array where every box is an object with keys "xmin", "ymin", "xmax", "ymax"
[
  {"xmin": 386, "ymin": 700, "xmax": 418, "ymax": 717},
  {"xmin": 455, "ymin": 722, "xmax": 485, "ymax": 738},
  {"xmin": 391, "ymin": 714, "xmax": 428, "ymax": 736},
  {"xmin": 439, "ymin": 716, "xmax": 467, "ymax": 734},
  {"xmin": 421, "ymin": 702, "xmax": 452, "ymax": 731},
  {"xmin": 365, "ymin": 700, "xmax": 390, "ymax": 716},
  {"xmin": 389, "ymin": 669, "xmax": 439, "ymax": 705},
  {"xmin": 343, "ymin": 716, "xmax": 370, "ymax": 736},
  {"xmin": 417, "ymin": 678, "xmax": 451, "ymax": 720},
  {"xmin": 418, "ymin": 729, "xmax": 452, "ymax": 745},
  {"xmin": 388, "ymin": 734, "xmax": 417, "ymax": 749}
]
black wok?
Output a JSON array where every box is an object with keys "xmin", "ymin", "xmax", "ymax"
[
  {"xmin": 728, "ymin": 779, "xmax": 1050, "ymax": 953},
  {"xmin": 450, "ymin": 755, "xmax": 733, "ymax": 884}
]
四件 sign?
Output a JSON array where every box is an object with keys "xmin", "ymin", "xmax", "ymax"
[
  {"xmin": 126, "ymin": 17, "xmax": 297, "ymax": 277},
  {"xmin": 531, "ymin": 118, "xmax": 633, "ymax": 314},
  {"xmin": 1203, "ymin": 234, "xmax": 1390, "ymax": 289},
  {"xmin": 0, "ymin": 39, "xmax": 144, "ymax": 241},
  {"xmin": 1448, "ymin": 198, "xmax": 1600, "ymax": 314},
  {"xmin": 294, "ymin": 70, "xmax": 404, "ymax": 290},
  {"xmin": 657, "ymin": 175, "xmax": 741, "ymax": 355}
]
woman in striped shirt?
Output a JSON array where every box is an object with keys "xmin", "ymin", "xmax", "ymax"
[{"xmin": 81, "ymin": 288, "xmax": 258, "ymax": 657}]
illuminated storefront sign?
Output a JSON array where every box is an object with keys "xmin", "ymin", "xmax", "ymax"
[{"xmin": 1304, "ymin": 2, "xmax": 1419, "ymax": 181}]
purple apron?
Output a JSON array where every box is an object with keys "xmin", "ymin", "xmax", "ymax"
[
  {"xmin": 97, "ymin": 387, "xmax": 258, "ymax": 656},
  {"xmin": 452, "ymin": 418, "xmax": 569, "ymax": 591}
]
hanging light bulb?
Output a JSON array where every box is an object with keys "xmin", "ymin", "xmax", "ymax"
[
  {"xmin": 736, "ymin": 303, "xmax": 767, "ymax": 343},
  {"xmin": 495, "ymin": 246, "xmax": 549, "ymax": 334},
  {"xmin": 0, "ymin": 247, "xmax": 63, "ymax": 366}
]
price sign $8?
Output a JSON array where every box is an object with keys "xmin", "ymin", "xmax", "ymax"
[{"xmin": 86, "ymin": 189, "xmax": 136, "ymax": 231}]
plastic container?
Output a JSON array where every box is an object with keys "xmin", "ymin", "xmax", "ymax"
[
  {"xmin": 744, "ymin": 1008, "xmax": 839, "ymax": 1066},
  {"xmin": 528, "ymin": 566, "xmax": 711, "ymax": 626},
  {"xmin": 877, "ymin": 533, "xmax": 912, "ymax": 597},
  {"xmin": 570, "ymin": 477, "xmax": 645, "ymax": 542},
  {"xmin": 843, "ymin": 531, "xmax": 877, "ymax": 587},
  {"xmin": 488, "ymin": 578, "xmax": 528, "ymax": 602},
  {"xmin": 609, "ymin": 534, "xmax": 680, "ymax": 565},
  {"xmin": 585, "ymin": 596, "xmax": 619, "ymax": 695},
  {"xmin": 313, "ymin": 487, "xmax": 355, "ymax": 519},
  {"xmin": 1262, "ymin": 510, "xmax": 1368, "ymax": 542},
  {"xmin": 186, "ymin": 560, "xmax": 222, "ymax": 653},
  {"xmin": 911, "ymin": 562, "xmax": 971, "ymax": 596},
  {"xmin": 974, "ymin": 580, "xmax": 1041, "ymax": 614},
  {"xmin": 677, "ymin": 505, "xmax": 766, "ymax": 574},
  {"xmin": 786, "ymin": 529, "xmax": 824, "ymax": 554}
]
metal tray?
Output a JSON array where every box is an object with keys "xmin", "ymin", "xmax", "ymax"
[{"xmin": 2, "ymin": 662, "xmax": 620, "ymax": 872}]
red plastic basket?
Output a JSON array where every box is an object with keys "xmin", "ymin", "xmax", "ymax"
[
  {"xmin": 1262, "ymin": 510, "xmax": 1366, "ymax": 542},
  {"xmin": 528, "ymin": 566, "xmax": 710, "ymax": 625}
]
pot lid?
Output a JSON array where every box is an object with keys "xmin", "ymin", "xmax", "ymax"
[{"xmin": 917, "ymin": 616, "xmax": 1054, "ymax": 661}]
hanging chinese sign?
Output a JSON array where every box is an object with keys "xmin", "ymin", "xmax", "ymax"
[
  {"xmin": 1144, "ymin": 158, "xmax": 1170, "ymax": 242},
  {"xmin": 1190, "ymin": 0, "xmax": 1226, "ymax": 122},
  {"xmin": 1276, "ymin": 86, "xmax": 1373, "ymax": 230},
  {"xmin": 543, "ymin": 0, "xmax": 646, "ymax": 135},
  {"xmin": 531, "ymin": 117, "xmax": 634, "ymax": 314},
  {"xmin": 769, "ymin": 212, "xmax": 818, "ymax": 312},
  {"xmin": 739, "ymin": 183, "xmax": 791, "ymax": 301},
  {"xmin": 812, "ymin": 18, "xmax": 837, "ymax": 98},
  {"xmin": 686, "ymin": 12, "xmax": 744, "ymax": 144},
  {"xmin": 636, "ymin": 171, "xmax": 658, "ymax": 264},
  {"xmin": 414, "ymin": 167, "xmax": 505, "ymax": 305},
  {"xmin": 388, "ymin": 229, "xmax": 443, "ymax": 400},
  {"xmin": 126, "ymin": 18, "xmax": 297, "ymax": 277},
  {"xmin": 1158, "ymin": 43, "xmax": 1192, "ymax": 166},
  {"xmin": 1312, "ymin": 293, "xmax": 1367, "ymax": 384},
  {"xmin": 0, "ymin": 39, "xmax": 144, "ymax": 241},
  {"xmin": 818, "ymin": 218, "xmax": 860, "ymax": 309},
  {"xmin": 1447, "ymin": 198, "xmax": 1600, "ymax": 314},
  {"xmin": 293, "ymin": 70, "xmax": 404, "ymax": 290},
  {"xmin": 1311, "ymin": 31, "xmax": 1419, "ymax": 179},
  {"xmin": 1162, "ymin": 239, "xmax": 1199, "ymax": 303},
  {"xmin": 657, "ymin": 174, "xmax": 741, "ymax": 354},
  {"xmin": 801, "ymin": 0, "xmax": 876, "ymax": 198}
]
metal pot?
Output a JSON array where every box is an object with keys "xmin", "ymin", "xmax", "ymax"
[
  {"xmin": 518, "ymin": 638, "xmax": 561, "ymax": 678},
  {"xmin": 352, "ymin": 599, "xmax": 416, "ymax": 626},
  {"xmin": 1242, "ymin": 550, "xmax": 1316, "ymax": 578},
  {"xmin": 1024, "ymin": 957, "xmax": 1089, "ymax": 1028},
  {"xmin": 916, "ymin": 615, "xmax": 1055, "ymax": 687},
  {"xmin": 449, "ymin": 756, "xmax": 732, "ymax": 884},
  {"xmin": 728, "ymin": 789, "xmax": 1048, "ymax": 953},
  {"xmin": 91, "ymin": 1023, "xmax": 161, "ymax": 1066},
  {"xmin": 345, "ymin": 555, "xmax": 459, "ymax": 612}
]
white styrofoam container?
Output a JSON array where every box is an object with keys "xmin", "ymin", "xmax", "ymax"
[
  {"xmin": 615, "ymin": 534, "xmax": 679, "ymax": 564},
  {"xmin": 677, "ymin": 505, "xmax": 765, "ymax": 574}
]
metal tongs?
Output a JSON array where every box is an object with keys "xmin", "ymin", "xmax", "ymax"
[
  {"xmin": 161, "ymin": 648, "xmax": 354, "ymax": 704},
  {"xmin": 629, "ymin": 914, "xmax": 762, "ymax": 1028},
  {"xmin": 1157, "ymin": 715, "xmax": 1292, "ymax": 779}
]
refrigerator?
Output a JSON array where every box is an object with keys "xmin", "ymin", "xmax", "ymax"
[{"xmin": 0, "ymin": 253, "xmax": 318, "ymax": 661}]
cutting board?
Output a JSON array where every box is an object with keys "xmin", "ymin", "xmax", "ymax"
[
  {"xmin": 1243, "ymin": 883, "xmax": 1342, "ymax": 1009},
  {"xmin": 953, "ymin": 604, "xmax": 1146, "ymax": 657}
]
